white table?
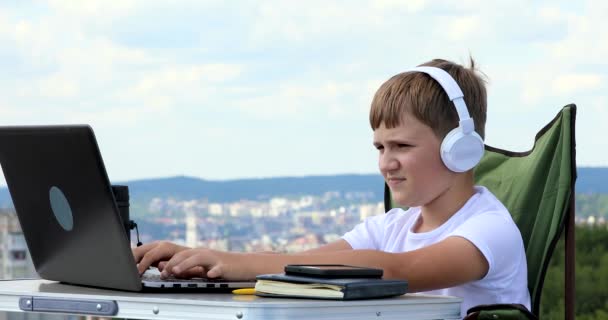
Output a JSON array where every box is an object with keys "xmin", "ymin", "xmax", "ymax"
[{"xmin": 0, "ymin": 280, "xmax": 462, "ymax": 320}]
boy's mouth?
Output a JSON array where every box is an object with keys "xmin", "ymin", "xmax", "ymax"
[{"xmin": 387, "ymin": 177, "xmax": 406, "ymax": 187}]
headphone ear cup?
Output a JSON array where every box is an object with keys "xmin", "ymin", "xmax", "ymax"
[{"xmin": 440, "ymin": 128, "xmax": 485, "ymax": 172}]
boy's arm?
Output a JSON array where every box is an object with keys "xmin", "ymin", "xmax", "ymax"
[
  {"xmin": 299, "ymin": 239, "xmax": 353, "ymax": 253},
  {"xmin": 277, "ymin": 236, "xmax": 487, "ymax": 292},
  {"xmin": 162, "ymin": 236, "xmax": 488, "ymax": 292}
]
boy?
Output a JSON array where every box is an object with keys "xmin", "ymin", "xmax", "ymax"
[{"xmin": 133, "ymin": 58, "xmax": 531, "ymax": 317}]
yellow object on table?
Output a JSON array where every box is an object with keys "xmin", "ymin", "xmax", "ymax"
[{"xmin": 232, "ymin": 288, "xmax": 256, "ymax": 295}]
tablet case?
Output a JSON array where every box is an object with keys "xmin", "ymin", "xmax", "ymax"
[{"xmin": 255, "ymin": 273, "xmax": 408, "ymax": 300}]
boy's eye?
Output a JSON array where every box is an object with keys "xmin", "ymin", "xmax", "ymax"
[
  {"xmin": 397, "ymin": 144, "xmax": 411, "ymax": 148},
  {"xmin": 375, "ymin": 145, "xmax": 384, "ymax": 151}
]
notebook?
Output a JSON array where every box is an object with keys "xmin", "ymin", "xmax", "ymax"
[
  {"xmin": 0, "ymin": 125, "xmax": 256, "ymax": 291},
  {"xmin": 255, "ymin": 273, "xmax": 408, "ymax": 300}
]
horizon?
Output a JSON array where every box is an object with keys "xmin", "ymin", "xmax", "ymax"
[
  {"xmin": 1, "ymin": 166, "xmax": 607, "ymax": 188},
  {"xmin": 87, "ymin": 165, "xmax": 608, "ymax": 183},
  {"xmin": 1, "ymin": 1, "xmax": 606, "ymax": 183}
]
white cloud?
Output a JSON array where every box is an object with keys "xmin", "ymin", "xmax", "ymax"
[
  {"xmin": 131, "ymin": 64, "xmax": 242, "ymax": 93},
  {"xmin": 46, "ymin": 0, "xmax": 137, "ymax": 24},
  {"xmin": 541, "ymin": 1, "xmax": 608, "ymax": 64},
  {"xmin": 538, "ymin": 6, "xmax": 563, "ymax": 22},
  {"xmin": 371, "ymin": 0, "xmax": 427, "ymax": 12},
  {"xmin": 446, "ymin": 15, "xmax": 481, "ymax": 41},
  {"xmin": 0, "ymin": 103, "xmax": 27, "ymax": 120},
  {"xmin": 0, "ymin": 0, "xmax": 606, "ymax": 181},
  {"xmin": 113, "ymin": 63, "xmax": 242, "ymax": 115},
  {"xmin": 246, "ymin": 0, "xmax": 434, "ymax": 47},
  {"xmin": 65, "ymin": 105, "xmax": 167, "ymax": 128},
  {"xmin": 61, "ymin": 38, "xmax": 152, "ymax": 67},
  {"xmin": 482, "ymin": 1, "xmax": 607, "ymax": 112},
  {"xmin": 37, "ymin": 73, "xmax": 80, "ymax": 98},
  {"xmin": 233, "ymin": 79, "xmax": 368, "ymax": 121},
  {"xmin": 589, "ymin": 96, "xmax": 608, "ymax": 115},
  {"xmin": 518, "ymin": 68, "xmax": 606, "ymax": 107},
  {"xmin": 552, "ymin": 73, "xmax": 603, "ymax": 95}
]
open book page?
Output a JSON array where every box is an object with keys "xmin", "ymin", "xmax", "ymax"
[{"xmin": 255, "ymin": 280, "xmax": 344, "ymax": 298}]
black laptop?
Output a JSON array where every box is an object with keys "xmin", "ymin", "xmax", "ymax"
[{"xmin": 0, "ymin": 125, "xmax": 256, "ymax": 291}]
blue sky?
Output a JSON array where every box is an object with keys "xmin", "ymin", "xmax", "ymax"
[{"xmin": 0, "ymin": 0, "xmax": 606, "ymax": 183}]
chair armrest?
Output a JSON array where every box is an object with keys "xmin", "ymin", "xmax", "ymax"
[{"xmin": 464, "ymin": 304, "xmax": 537, "ymax": 320}]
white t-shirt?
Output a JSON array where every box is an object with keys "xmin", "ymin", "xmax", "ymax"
[{"xmin": 342, "ymin": 186, "xmax": 531, "ymax": 317}]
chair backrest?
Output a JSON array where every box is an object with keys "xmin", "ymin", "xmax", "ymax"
[{"xmin": 384, "ymin": 105, "xmax": 577, "ymax": 317}]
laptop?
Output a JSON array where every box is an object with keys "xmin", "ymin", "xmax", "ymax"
[{"xmin": 0, "ymin": 125, "xmax": 256, "ymax": 291}]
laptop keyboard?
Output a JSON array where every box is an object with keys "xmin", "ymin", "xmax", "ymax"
[
  {"xmin": 141, "ymin": 271, "xmax": 225, "ymax": 283},
  {"xmin": 140, "ymin": 268, "xmax": 252, "ymax": 289}
]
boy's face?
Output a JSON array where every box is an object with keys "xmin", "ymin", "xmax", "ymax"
[{"xmin": 373, "ymin": 113, "xmax": 455, "ymax": 207}]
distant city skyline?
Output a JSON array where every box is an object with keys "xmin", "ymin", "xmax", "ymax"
[{"xmin": 0, "ymin": 1, "xmax": 606, "ymax": 185}]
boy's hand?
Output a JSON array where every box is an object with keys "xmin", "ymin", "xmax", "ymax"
[
  {"xmin": 157, "ymin": 261, "xmax": 207, "ymax": 279},
  {"xmin": 160, "ymin": 248, "xmax": 256, "ymax": 280},
  {"xmin": 132, "ymin": 241, "xmax": 190, "ymax": 275}
]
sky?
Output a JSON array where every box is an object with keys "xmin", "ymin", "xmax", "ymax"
[{"xmin": 0, "ymin": 0, "xmax": 606, "ymax": 184}]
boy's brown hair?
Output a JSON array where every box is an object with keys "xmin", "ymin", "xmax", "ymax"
[{"xmin": 369, "ymin": 58, "xmax": 487, "ymax": 140}]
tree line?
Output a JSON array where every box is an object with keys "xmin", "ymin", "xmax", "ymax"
[{"xmin": 540, "ymin": 225, "xmax": 608, "ymax": 319}]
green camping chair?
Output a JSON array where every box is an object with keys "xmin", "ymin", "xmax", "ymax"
[{"xmin": 384, "ymin": 105, "xmax": 577, "ymax": 320}]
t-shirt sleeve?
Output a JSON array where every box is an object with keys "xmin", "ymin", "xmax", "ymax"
[
  {"xmin": 449, "ymin": 212, "xmax": 525, "ymax": 287},
  {"xmin": 342, "ymin": 213, "xmax": 388, "ymax": 250}
]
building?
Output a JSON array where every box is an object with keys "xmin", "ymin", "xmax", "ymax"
[{"xmin": 0, "ymin": 209, "xmax": 36, "ymax": 280}]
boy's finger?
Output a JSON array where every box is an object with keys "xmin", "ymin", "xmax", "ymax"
[
  {"xmin": 138, "ymin": 248, "xmax": 175, "ymax": 275},
  {"xmin": 132, "ymin": 241, "xmax": 158, "ymax": 262},
  {"xmin": 137, "ymin": 255, "xmax": 157, "ymax": 274},
  {"xmin": 173, "ymin": 266, "xmax": 206, "ymax": 279},
  {"xmin": 171, "ymin": 252, "xmax": 215, "ymax": 278},
  {"xmin": 160, "ymin": 250, "xmax": 192, "ymax": 278},
  {"xmin": 206, "ymin": 265, "xmax": 223, "ymax": 279}
]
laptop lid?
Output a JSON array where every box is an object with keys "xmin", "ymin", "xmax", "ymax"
[{"xmin": 0, "ymin": 125, "xmax": 143, "ymax": 291}]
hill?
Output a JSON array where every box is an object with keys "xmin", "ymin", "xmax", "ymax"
[
  {"xmin": 0, "ymin": 167, "xmax": 606, "ymax": 207},
  {"xmin": 122, "ymin": 174, "xmax": 385, "ymax": 202},
  {"xmin": 0, "ymin": 174, "xmax": 385, "ymax": 207},
  {"xmin": 576, "ymin": 167, "xmax": 608, "ymax": 194}
]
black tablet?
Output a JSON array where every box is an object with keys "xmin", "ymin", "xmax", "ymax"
[{"xmin": 284, "ymin": 264, "xmax": 383, "ymax": 278}]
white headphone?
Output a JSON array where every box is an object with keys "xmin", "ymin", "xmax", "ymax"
[{"xmin": 408, "ymin": 66, "xmax": 485, "ymax": 172}]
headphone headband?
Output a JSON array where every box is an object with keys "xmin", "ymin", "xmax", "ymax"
[
  {"xmin": 406, "ymin": 65, "xmax": 484, "ymax": 172},
  {"xmin": 409, "ymin": 66, "xmax": 475, "ymax": 134}
]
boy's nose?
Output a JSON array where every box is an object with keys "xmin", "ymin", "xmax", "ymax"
[{"xmin": 379, "ymin": 153, "xmax": 399, "ymax": 172}]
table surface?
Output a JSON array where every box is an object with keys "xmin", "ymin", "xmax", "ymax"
[{"xmin": 0, "ymin": 279, "xmax": 463, "ymax": 320}]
